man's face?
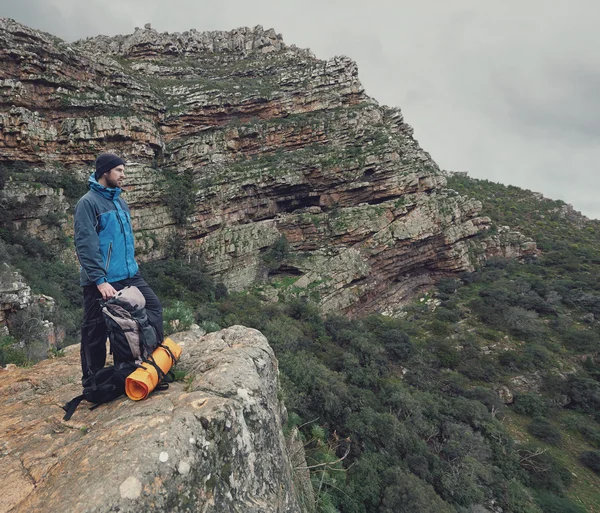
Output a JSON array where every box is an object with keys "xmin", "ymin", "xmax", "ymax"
[{"xmin": 104, "ymin": 165, "xmax": 125, "ymax": 188}]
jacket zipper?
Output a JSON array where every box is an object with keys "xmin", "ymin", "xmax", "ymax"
[
  {"xmin": 105, "ymin": 242, "xmax": 113, "ymax": 270},
  {"xmin": 114, "ymin": 201, "xmax": 131, "ymax": 276}
]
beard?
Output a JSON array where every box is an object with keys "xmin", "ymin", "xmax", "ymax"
[{"xmin": 104, "ymin": 171, "xmax": 124, "ymax": 188}]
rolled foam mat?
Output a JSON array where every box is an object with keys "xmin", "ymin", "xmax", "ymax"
[{"xmin": 125, "ymin": 338, "xmax": 183, "ymax": 401}]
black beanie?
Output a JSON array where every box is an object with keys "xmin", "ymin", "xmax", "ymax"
[{"xmin": 95, "ymin": 153, "xmax": 125, "ymax": 180}]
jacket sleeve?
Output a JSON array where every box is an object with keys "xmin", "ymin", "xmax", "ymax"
[{"xmin": 74, "ymin": 198, "xmax": 107, "ymax": 285}]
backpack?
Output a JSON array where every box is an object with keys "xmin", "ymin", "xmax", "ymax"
[
  {"xmin": 102, "ymin": 286, "xmax": 159, "ymax": 364},
  {"xmin": 62, "ymin": 361, "xmax": 137, "ymax": 421},
  {"xmin": 62, "ymin": 286, "xmax": 166, "ymax": 421}
]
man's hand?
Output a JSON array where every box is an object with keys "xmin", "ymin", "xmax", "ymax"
[{"xmin": 97, "ymin": 282, "xmax": 118, "ymax": 300}]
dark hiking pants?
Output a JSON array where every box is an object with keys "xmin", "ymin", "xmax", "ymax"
[{"xmin": 80, "ymin": 272, "xmax": 163, "ymax": 386}]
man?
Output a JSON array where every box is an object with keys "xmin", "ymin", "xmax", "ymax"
[{"xmin": 74, "ymin": 152, "xmax": 163, "ymax": 386}]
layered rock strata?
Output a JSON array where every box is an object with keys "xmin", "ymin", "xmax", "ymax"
[
  {"xmin": 0, "ymin": 19, "xmax": 536, "ymax": 315},
  {"xmin": 0, "ymin": 325, "xmax": 311, "ymax": 513}
]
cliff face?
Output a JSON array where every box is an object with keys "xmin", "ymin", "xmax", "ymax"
[
  {"xmin": 0, "ymin": 325, "xmax": 312, "ymax": 513},
  {"xmin": 0, "ymin": 19, "xmax": 535, "ymax": 316}
]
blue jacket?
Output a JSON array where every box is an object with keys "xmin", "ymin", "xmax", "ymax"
[{"xmin": 74, "ymin": 175, "xmax": 138, "ymax": 287}]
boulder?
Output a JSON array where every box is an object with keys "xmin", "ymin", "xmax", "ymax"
[{"xmin": 0, "ymin": 325, "xmax": 312, "ymax": 513}]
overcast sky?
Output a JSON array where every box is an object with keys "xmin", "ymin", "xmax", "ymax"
[{"xmin": 2, "ymin": 0, "xmax": 599, "ymax": 219}]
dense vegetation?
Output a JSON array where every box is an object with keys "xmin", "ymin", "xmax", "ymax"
[{"xmin": 1, "ymin": 170, "xmax": 599, "ymax": 511}]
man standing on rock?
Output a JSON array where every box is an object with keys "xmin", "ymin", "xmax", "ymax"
[{"xmin": 74, "ymin": 152, "xmax": 163, "ymax": 386}]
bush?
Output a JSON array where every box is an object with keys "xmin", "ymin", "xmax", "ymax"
[
  {"xmin": 561, "ymin": 328, "xmax": 600, "ymax": 353},
  {"xmin": 565, "ymin": 376, "xmax": 600, "ymax": 418},
  {"xmin": 435, "ymin": 307, "xmax": 460, "ymax": 323},
  {"xmin": 580, "ymin": 451, "xmax": 600, "ymax": 474},
  {"xmin": 436, "ymin": 278, "xmax": 462, "ymax": 295},
  {"xmin": 163, "ymin": 169, "xmax": 196, "ymax": 225},
  {"xmin": 381, "ymin": 469, "xmax": 455, "ymax": 513},
  {"xmin": 534, "ymin": 491, "xmax": 587, "ymax": 513},
  {"xmin": 199, "ymin": 320, "xmax": 221, "ymax": 333},
  {"xmin": 465, "ymin": 386, "xmax": 505, "ymax": 414},
  {"xmin": 140, "ymin": 258, "xmax": 216, "ymax": 306},
  {"xmin": 527, "ymin": 417, "xmax": 562, "ymax": 445},
  {"xmin": 9, "ymin": 305, "xmax": 49, "ymax": 362},
  {"xmin": 431, "ymin": 341, "xmax": 461, "ymax": 369},
  {"xmin": 457, "ymin": 351, "xmax": 498, "ymax": 382},
  {"xmin": 0, "ymin": 335, "xmax": 28, "ymax": 366},
  {"xmin": 503, "ymin": 306, "xmax": 545, "ymax": 340},
  {"xmin": 163, "ymin": 301, "xmax": 195, "ymax": 336},
  {"xmin": 519, "ymin": 444, "xmax": 572, "ymax": 493},
  {"xmin": 579, "ymin": 424, "xmax": 600, "ymax": 448},
  {"xmin": 513, "ymin": 393, "xmax": 550, "ymax": 417},
  {"xmin": 379, "ymin": 329, "xmax": 413, "ymax": 361},
  {"xmin": 262, "ymin": 235, "xmax": 290, "ymax": 270}
]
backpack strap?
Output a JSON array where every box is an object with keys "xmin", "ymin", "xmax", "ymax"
[
  {"xmin": 159, "ymin": 342, "xmax": 177, "ymax": 365},
  {"xmin": 140, "ymin": 355, "xmax": 167, "ymax": 382},
  {"xmin": 62, "ymin": 395, "xmax": 85, "ymax": 421},
  {"xmin": 137, "ymin": 342, "xmax": 178, "ymax": 387}
]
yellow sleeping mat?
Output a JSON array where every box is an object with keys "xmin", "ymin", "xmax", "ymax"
[{"xmin": 125, "ymin": 338, "xmax": 183, "ymax": 401}]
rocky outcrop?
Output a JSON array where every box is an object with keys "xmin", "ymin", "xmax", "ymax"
[
  {"xmin": 0, "ymin": 325, "xmax": 312, "ymax": 513},
  {"xmin": 0, "ymin": 19, "xmax": 536, "ymax": 316},
  {"xmin": 0, "ymin": 264, "xmax": 33, "ymax": 325}
]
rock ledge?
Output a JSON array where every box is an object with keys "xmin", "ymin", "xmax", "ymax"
[{"xmin": 0, "ymin": 326, "xmax": 311, "ymax": 513}]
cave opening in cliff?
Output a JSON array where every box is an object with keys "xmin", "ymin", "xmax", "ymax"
[{"xmin": 275, "ymin": 194, "xmax": 321, "ymax": 213}]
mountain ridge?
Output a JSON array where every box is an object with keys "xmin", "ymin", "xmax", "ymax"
[{"xmin": 0, "ymin": 18, "xmax": 534, "ymax": 320}]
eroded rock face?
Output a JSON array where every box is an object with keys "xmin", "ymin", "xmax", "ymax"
[
  {"xmin": 0, "ymin": 264, "xmax": 32, "ymax": 325},
  {"xmin": 0, "ymin": 19, "xmax": 536, "ymax": 315},
  {"xmin": 0, "ymin": 326, "xmax": 311, "ymax": 513}
]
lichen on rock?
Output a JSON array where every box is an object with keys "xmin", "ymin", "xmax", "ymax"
[{"xmin": 0, "ymin": 326, "xmax": 312, "ymax": 513}]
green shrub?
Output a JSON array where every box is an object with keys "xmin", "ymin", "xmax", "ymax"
[
  {"xmin": 199, "ymin": 321, "xmax": 221, "ymax": 333},
  {"xmin": 436, "ymin": 278, "xmax": 462, "ymax": 295},
  {"xmin": 534, "ymin": 491, "xmax": 586, "ymax": 513},
  {"xmin": 499, "ymin": 350, "xmax": 528, "ymax": 371},
  {"xmin": 262, "ymin": 235, "xmax": 290, "ymax": 270},
  {"xmin": 527, "ymin": 417, "xmax": 562, "ymax": 445},
  {"xmin": 519, "ymin": 444, "xmax": 572, "ymax": 493},
  {"xmin": 163, "ymin": 169, "xmax": 197, "ymax": 225},
  {"xmin": 579, "ymin": 424, "xmax": 600, "ymax": 448},
  {"xmin": 513, "ymin": 393, "xmax": 550, "ymax": 417},
  {"xmin": 140, "ymin": 258, "xmax": 216, "ymax": 306},
  {"xmin": 580, "ymin": 450, "xmax": 600, "ymax": 474},
  {"xmin": 465, "ymin": 386, "xmax": 505, "ymax": 414},
  {"xmin": 379, "ymin": 329, "xmax": 413, "ymax": 361},
  {"xmin": 565, "ymin": 376, "xmax": 600, "ymax": 418},
  {"xmin": 0, "ymin": 335, "xmax": 28, "ymax": 366},
  {"xmin": 435, "ymin": 307, "xmax": 460, "ymax": 323},
  {"xmin": 561, "ymin": 328, "xmax": 600, "ymax": 353},
  {"xmin": 163, "ymin": 301, "xmax": 195, "ymax": 335},
  {"xmin": 10, "ymin": 305, "xmax": 49, "ymax": 362},
  {"xmin": 381, "ymin": 470, "xmax": 455, "ymax": 513},
  {"xmin": 431, "ymin": 341, "xmax": 461, "ymax": 369}
]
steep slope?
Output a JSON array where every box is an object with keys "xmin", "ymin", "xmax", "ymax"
[{"xmin": 0, "ymin": 19, "xmax": 535, "ymax": 318}]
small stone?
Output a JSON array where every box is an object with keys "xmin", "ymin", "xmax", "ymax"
[
  {"xmin": 189, "ymin": 437, "xmax": 196, "ymax": 445},
  {"xmin": 178, "ymin": 461, "xmax": 191, "ymax": 475},
  {"xmin": 159, "ymin": 451, "xmax": 169, "ymax": 463},
  {"xmin": 119, "ymin": 476, "xmax": 142, "ymax": 499}
]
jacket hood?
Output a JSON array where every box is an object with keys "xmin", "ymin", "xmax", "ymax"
[{"xmin": 88, "ymin": 173, "xmax": 121, "ymax": 200}]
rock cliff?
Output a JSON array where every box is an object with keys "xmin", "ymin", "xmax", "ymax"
[
  {"xmin": 0, "ymin": 325, "xmax": 313, "ymax": 513},
  {"xmin": 0, "ymin": 19, "xmax": 536, "ymax": 317}
]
